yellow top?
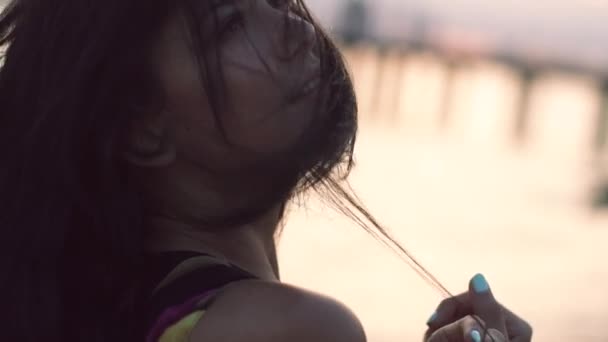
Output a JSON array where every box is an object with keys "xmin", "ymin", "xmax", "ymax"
[{"xmin": 158, "ymin": 310, "xmax": 205, "ymax": 342}]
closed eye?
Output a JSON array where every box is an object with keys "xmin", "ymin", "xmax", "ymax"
[{"xmin": 267, "ymin": 0, "xmax": 294, "ymax": 10}]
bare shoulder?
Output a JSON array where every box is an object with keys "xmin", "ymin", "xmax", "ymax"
[{"xmin": 189, "ymin": 280, "xmax": 366, "ymax": 342}]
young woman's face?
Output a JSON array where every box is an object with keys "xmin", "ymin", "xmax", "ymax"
[{"xmin": 153, "ymin": 0, "xmax": 322, "ymax": 172}]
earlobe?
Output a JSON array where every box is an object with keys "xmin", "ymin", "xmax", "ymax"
[
  {"xmin": 122, "ymin": 125, "xmax": 177, "ymax": 168},
  {"xmin": 123, "ymin": 137, "xmax": 177, "ymax": 168}
]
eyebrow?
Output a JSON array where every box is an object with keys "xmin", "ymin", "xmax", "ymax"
[
  {"xmin": 209, "ymin": 0, "xmax": 231, "ymax": 11},
  {"xmin": 197, "ymin": 0, "xmax": 237, "ymax": 23},
  {"xmin": 209, "ymin": 0, "xmax": 254, "ymax": 12},
  {"xmin": 209, "ymin": 0, "xmax": 249, "ymax": 11},
  {"xmin": 195, "ymin": 0, "xmax": 253, "ymax": 32},
  {"xmin": 211, "ymin": 0, "xmax": 233, "ymax": 11}
]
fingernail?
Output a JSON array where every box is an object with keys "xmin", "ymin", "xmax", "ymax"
[
  {"xmin": 471, "ymin": 330, "xmax": 482, "ymax": 342},
  {"xmin": 426, "ymin": 311, "xmax": 438, "ymax": 325},
  {"xmin": 472, "ymin": 273, "xmax": 490, "ymax": 293}
]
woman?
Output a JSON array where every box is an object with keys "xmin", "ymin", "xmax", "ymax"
[{"xmin": 0, "ymin": 0, "xmax": 531, "ymax": 341}]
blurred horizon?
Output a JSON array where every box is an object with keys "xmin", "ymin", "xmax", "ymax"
[
  {"xmin": 281, "ymin": 1, "xmax": 608, "ymax": 342},
  {"xmin": 306, "ymin": 0, "xmax": 608, "ymax": 72}
]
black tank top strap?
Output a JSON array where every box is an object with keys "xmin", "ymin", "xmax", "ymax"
[{"xmin": 143, "ymin": 251, "xmax": 258, "ymax": 333}]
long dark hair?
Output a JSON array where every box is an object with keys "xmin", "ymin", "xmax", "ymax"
[{"xmin": 0, "ymin": 0, "xmax": 444, "ymax": 341}]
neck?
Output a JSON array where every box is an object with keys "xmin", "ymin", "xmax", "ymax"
[{"xmin": 144, "ymin": 209, "xmax": 282, "ymax": 282}]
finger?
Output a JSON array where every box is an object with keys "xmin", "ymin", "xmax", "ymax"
[
  {"xmin": 483, "ymin": 329, "xmax": 508, "ymax": 342},
  {"xmin": 426, "ymin": 292, "xmax": 472, "ymax": 330},
  {"xmin": 426, "ymin": 315, "xmax": 485, "ymax": 342},
  {"xmin": 502, "ymin": 307, "xmax": 533, "ymax": 342},
  {"xmin": 468, "ymin": 274, "xmax": 508, "ymax": 338}
]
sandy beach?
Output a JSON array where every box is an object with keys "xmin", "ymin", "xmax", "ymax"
[{"xmin": 278, "ymin": 50, "xmax": 608, "ymax": 341}]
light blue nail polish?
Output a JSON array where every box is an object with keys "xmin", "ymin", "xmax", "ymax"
[
  {"xmin": 471, "ymin": 330, "xmax": 482, "ymax": 342},
  {"xmin": 472, "ymin": 273, "xmax": 490, "ymax": 293},
  {"xmin": 426, "ymin": 311, "xmax": 438, "ymax": 325}
]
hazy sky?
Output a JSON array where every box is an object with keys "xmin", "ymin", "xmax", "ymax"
[{"xmin": 305, "ymin": 0, "xmax": 608, "ymax": 70}]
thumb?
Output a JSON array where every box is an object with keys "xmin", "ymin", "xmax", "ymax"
[{"xmin": 468, "ymin": 274, "xmax": 508, "ymax": 340}]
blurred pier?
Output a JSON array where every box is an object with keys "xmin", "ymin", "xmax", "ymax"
[{"xmin": 281, "ymin": 4, "xmax": 608, "ymax": 340}]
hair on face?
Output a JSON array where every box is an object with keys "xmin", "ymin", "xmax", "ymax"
[{"xmin": 0, "ymin": 0, "xmax": 441, "ymax": 341}]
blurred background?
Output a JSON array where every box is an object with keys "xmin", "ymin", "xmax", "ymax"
[{"xmin": 279, "ymin": 1, "xmax": 608, "ymax": 341}]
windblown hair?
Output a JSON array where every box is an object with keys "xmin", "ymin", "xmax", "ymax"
[{"xmin": 0, "ymin": 0, "xmax": 439, "ymax": 341}]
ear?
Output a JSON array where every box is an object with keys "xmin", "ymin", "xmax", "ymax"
[{"xmin": 123, "ymin": 113, "xmax": 177, "ymax": 168}]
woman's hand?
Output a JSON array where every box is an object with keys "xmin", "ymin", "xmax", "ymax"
[
  {"xmin": 425, "ymin": 315, "xmax": 507, "ymax": 342},
  {"xmin": 424, "ymin": 274, "xmax": 532, "ymax": 342}
]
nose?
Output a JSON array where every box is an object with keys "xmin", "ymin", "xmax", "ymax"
[
  {"xmin": 275, "ymin": 12, "xmax": 317, "ymax": 60},
  {"xmin": 250, "ymin": 2, "xmax": 320, "ymax": 81},
  {"xmin": 259, "ymin": 2, "xmax": 317, "ymax": 62}
]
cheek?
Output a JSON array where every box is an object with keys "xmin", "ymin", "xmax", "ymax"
[
  {"xmin": 220, "ymin": 59, "xmax": 314, "ymax": 154},
  {"xmin": 156, "ymin": 55, "xmax": 232, "ymax": 168},
  {"xmin": 155, "ymin": 32, "xmax": 314, "ymax": 166},
  {"xmin": 155, "ymin": 29, "xmax": 218, "ymax": 135},
  {"xmin": 160, "ymin": 66, "xmax": 216, "ymax": 139},
  {"xmin": 219, "ymin": 39, "xmax": 281, "ymax": 126}
]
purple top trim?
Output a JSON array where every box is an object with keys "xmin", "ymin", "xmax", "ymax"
[{"xmin": 146, "ymin": 290, "xmax": 217, "ymax": 342}]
